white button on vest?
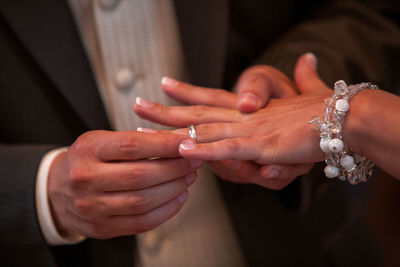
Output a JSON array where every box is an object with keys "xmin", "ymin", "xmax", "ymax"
[
  {"xmin": 115, "ymin": 68, "xmax": 135, "ymax": 89},
  {"xmin": 98, "ymin": 0, "xmax": 120, "ymax": 10}
]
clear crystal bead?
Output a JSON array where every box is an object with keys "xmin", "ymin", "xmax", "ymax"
[
  {"xmin": 335, "ymin": 110, "xmax": 346, "ymax": 117},
  {"xmin": 334, "ymin": 80, "xmax": 349, "ymax": 95},
  {"xmin": 337, "ymin": 168, "xmax": 346, "ymax": 181},
  {"xmin": 347, "ymin": 173, "xmax": 360, "ymax": 185},
  {"xmin": 309, "ymin": 116, "xmax": 321, "ymax": 130},
  {"xmin": 320, "ymin": 123, "xmax": 330, "ymax": 133},
  {"xmin": 365, "ymin": 168, "xmax": 374, "ymax": 180},
  {"xmin": 324, "ymin": 97, "xmax": 332, "ymax": 105},
  {"xmin": 329, "ymin": 123, "xmax": 341, "ymax": 134}
]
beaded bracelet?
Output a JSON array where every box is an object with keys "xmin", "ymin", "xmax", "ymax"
[{"xmin": 310, "ymin": 80, "xmax": 377, "ymax": 185}]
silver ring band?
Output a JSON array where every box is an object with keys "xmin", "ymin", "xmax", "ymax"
[{"xmin": 188, "ymin": 125, "xmax": 197, "ymax": 140}]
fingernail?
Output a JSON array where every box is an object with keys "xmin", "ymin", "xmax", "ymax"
[
  {"xmin": 190, "ymin": 160, "xmax": 203, "ymax": 169},
  {"xmin": 161, "ymin": 76, "xmax": 179, "ymax": 88},
  {"xmin": 135, "ymin": 97, "xmax": 153, "ymax": 108},
  {"xmin": 179, "ymin": 139, "xmax": 196, "ymax": 151},
  {"xmin": 238, "ymin": 92, "xmax": 259, "ymax": 108},
  {"xmin": 223, "ymin": 160, "xmax": 242, "ymax": 171},
  {"xmin": 137, "ymin": 127, "xmax": 156, "ymax": 133},
  {"xmin": 185, "ymin": 172, "xmax": 197, "ymax": 185},
  {"xmin": 305, "ymin": 53, "xmax": 317, "ymax": 70},
  {"xmin": 177, "ymin": 190, "xmax": 189, "ymax": 204},
  {"xmin": 266, "ymin": 168, "xmax": 280, "ymax": 179}
]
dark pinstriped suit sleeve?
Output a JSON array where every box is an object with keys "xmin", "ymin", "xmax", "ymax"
[
  {"xmin": 0, "ymin": 144, "xmax": 58, "ymax": 267},
  {"xmin": 255, "ymin": 0, "xmax": 400, "ymax": 93}
]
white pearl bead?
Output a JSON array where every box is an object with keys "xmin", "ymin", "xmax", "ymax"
[
  {"xmin": 335, "ymin": 99, "xmax": 349, "ymax": 112},
  {"xmin": 340, "ymin": 155, "xmax": 354, "ymax": 171},
  {"xmin": 324, "ymin": 165, "xmax": 339, "ymax": 178},
  {"xmin": 329, "ymin": 138, "xmax": 344, "ymax": 153},
  {"xmin": 319, "ymin": 138, "xmax": 331, "ymax": 153}
]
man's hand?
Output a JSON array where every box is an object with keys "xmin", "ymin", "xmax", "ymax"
[
  {"xmin": 160, "ymin": 64, "xmax": 298, "ymax": 114},
  {"xmin": 235, "ymin": 64, "xmax": 298, "ymax": 112},
  {"xmin": 47, "ymin": 130, "xmax": 202, "ymax": 239}
]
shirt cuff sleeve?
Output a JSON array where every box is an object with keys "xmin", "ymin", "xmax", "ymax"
[{"xmin": 35, "ymin": 147, "xmax": 86, "ymax": 245}]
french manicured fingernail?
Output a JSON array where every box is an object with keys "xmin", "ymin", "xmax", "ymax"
[
  {"xmin": 137, "ymin": 127, "xmax": 156, "ymax": 133},
  {"xmin": 185, "ymin": 172, "xmax": 197, "ymax": 185},
  {"xmin": 267, "ymin": 168, "xmax": 280, "ymax": 179},
  {"xmin": 179, "ymin": 139, "xmax": 196, "ymax": 151},
  {"xmin": 135, "ymin": 97, "xmax": 152, "ymax": 108},
  {"xmin": 177, "ymin": 190, "xmax": 189, "ymax": 204},
  {"xmin": 161, "ymin": 76, "xmax": 179, "ymax": 88},
  {"xmin": 305, "ymin": 53, "xmax": 317, "ymax": 70},
  {"xmin": 223, "ymin": 160, "xmax": 242, "ymax": 171},
  {"xmin": 238, "ymin": 92, "xmax": 259, "ymax": 107},
  {"xmin": 190, "ymin": 160, "xmax": 203, "ymax": 169}
]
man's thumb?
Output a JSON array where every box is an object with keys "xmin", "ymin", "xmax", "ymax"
[{"xmin": 294, "ymin": 53, "xmax": 328, "ymax": 94}]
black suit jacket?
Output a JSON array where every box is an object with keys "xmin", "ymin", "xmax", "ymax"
[{"xmin": 0, "ymin": 0, "xmax": 399, "ymax": 266}]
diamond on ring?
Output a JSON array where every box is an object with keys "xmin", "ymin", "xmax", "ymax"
[{"xmin": 188, "ymin": 125, "xmax": 197, "ymax": 140}]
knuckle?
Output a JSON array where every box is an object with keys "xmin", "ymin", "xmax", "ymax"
[
  {"xmin": 68, "ymin": 168, "xmax": 91, "ymax": 191},
  {"xmin": 224, "ymin": 139, "xmax": 241, "ymax": 155},
  {"xmin": 72, "ymin": 131, "xmax": 98, "ymax": 154},
  {"xmin": 117, "ymin": 135, "xmax": 141, "ymax": 156},
  {"xmin": 123, "ymin": 168, "xmax": 149, "ymax": 189},
  {"xmin": 159, "ymin": 104, "xmax": 170, "ymax": 116},
  {"xmin": 192, "ymin": 105, "xmax": 209, "ymax": 119}
]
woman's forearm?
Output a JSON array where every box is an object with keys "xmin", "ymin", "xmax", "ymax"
[{"xmin": 344, "ymin": 89, "xmax": 400, "ymax": 178}]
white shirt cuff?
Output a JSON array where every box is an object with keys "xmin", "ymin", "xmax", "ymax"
[{"xmin": 36, "ymin": 147, "xmax": 86, "ymax": 245}]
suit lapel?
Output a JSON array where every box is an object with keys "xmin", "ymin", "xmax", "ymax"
[
  {"xmin": 0, "ymin": 0, "xmax": 228, "ymax": 130},
  {"xmin": 174, "ymin": 0, "xmax": 229, "ymax": 88},
  {"xmin": 0, "ymin": 0, "xmax": 110, "ymax": 130}
]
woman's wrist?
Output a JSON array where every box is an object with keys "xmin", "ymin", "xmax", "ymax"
[
  {"xmin": 342, "ymin": 89, "xmax": 379, "ymax": 159},
  {"xmin": 343, "ymin": 88, "xmax": 400, "ymax": 178},
  {"xmin": 311, "ymin": 81, "xmax": 378, "ymax": 183}
]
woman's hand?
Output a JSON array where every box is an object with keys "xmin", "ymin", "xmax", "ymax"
[{"xmin": 135, "ymin": 54, "xmax": 332, "ymax": 189}]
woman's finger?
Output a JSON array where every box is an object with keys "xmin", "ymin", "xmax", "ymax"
[
  {"xmin": 161, "ymin": 77, "xmax": 238, "ymax": 109},
  {"xmin": 179, "ymin": 136, "xmax": 318, "ymax": 165},
  {"xmin": 179, "ymin": 138, "xmax": 262, "ymax": 161},
  {"xmin": 134, "ymin": 98, "xmax": 241, "ymax": 127}
]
